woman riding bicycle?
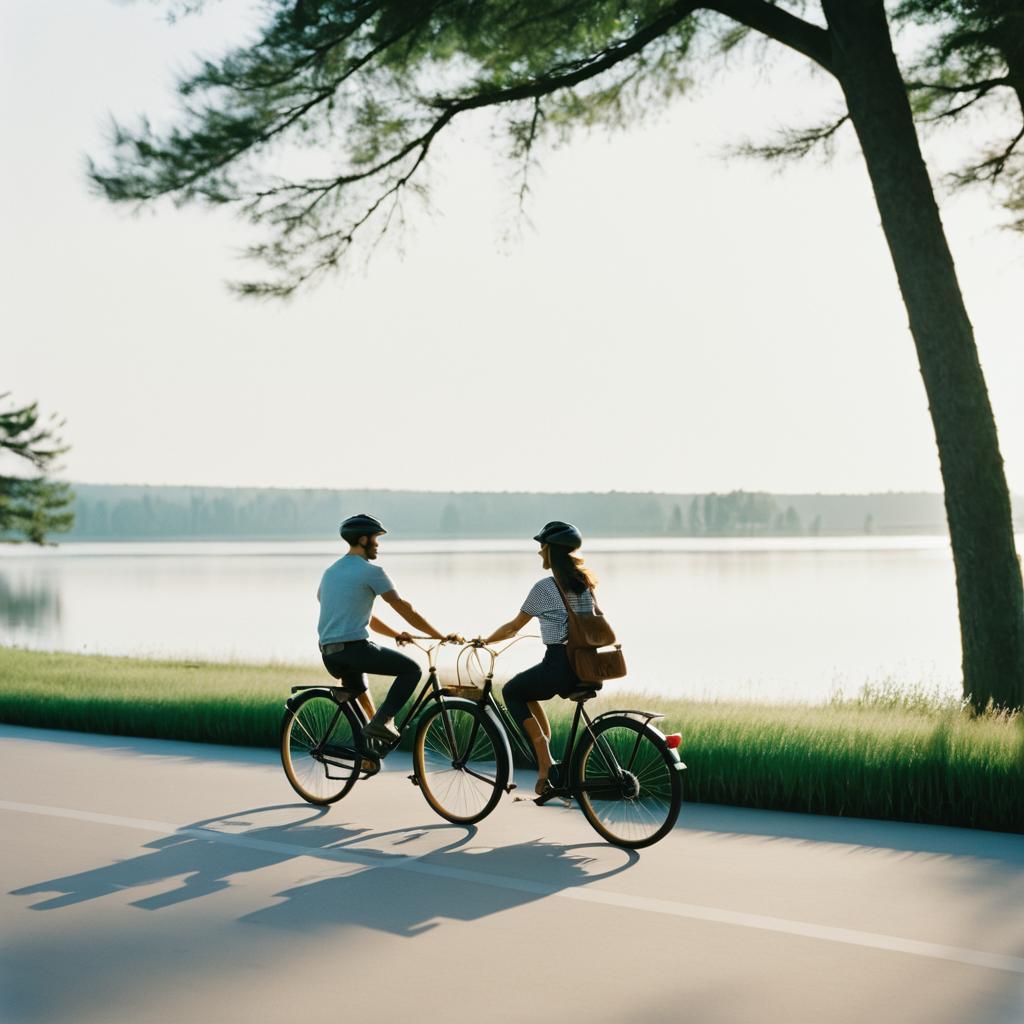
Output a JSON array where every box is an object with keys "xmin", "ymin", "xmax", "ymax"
[{"xmin": 480, "ymin": 520, "xmax": 597, "ymax": 795}]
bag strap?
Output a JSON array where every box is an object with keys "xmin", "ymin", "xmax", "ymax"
[
  {"xmin": 552, "ymin": 575, "xmax": 575, "ymax": 619},
  {"xmin": 552, "ymin": 576, "xmax": 601, "ymax": 616}
]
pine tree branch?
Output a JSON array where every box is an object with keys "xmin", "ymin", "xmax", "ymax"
[
  {"xmin": 704, "ymin": 0, "xmax": 833, "ymax": 74},
  {"xmin": 232, "ymin": 1, "xmax": 706, "ymax": 294},
  {"xmin": 732, "ymin": 111, "xmax": 850, "ymax": 161},
  {"xmin": 953, "ymin": 124, "xmax": 1024, "ymax": 186},
  {"xmin": 93, "ymin": 3, "xmax": 447, "ymax": 203},
  {"xmin": 907, "ymin": 75, "xmax": 1010, "ymax": 120},
  {"xmin": 225, "ymin": 1, "xmax": 385, "ymax": 93},
  {"xmin": 906, "ymin": 76, "xmax": 1010, "ymax": 96}
]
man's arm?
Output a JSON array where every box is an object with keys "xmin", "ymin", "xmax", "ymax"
[
  {"xmin": 380, "ymin": 590, "xmax": 452, "ymax": 641},
  {"xmin": 369, "ymin": 615, "xmax": 411, "ymax": 642}
]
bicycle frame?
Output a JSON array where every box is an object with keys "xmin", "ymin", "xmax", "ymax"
[
  {"xmin": 288, "ymin": 638, "xmax": 454, "ymax": 776},
  {"xmin": 458, "ymin": 641, "xmax": 656, "ymax": 804}
]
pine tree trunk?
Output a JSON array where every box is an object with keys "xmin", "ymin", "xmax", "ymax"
[
  {"xmin": 821, "ymin": 0, "xmax": 1024, "ymax": 711},
  {"xmin": 999, "ymin": 17, "xmax": 1024, "ymax": 115}
]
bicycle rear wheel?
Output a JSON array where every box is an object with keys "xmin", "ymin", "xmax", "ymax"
[
  {"xmin": 413, "ymin": 699, "xmax": 509, "ymax": 824},
  {"xmin": 281, "ymin": 691, "xmax": 362, "ymax": 805},
  {"xmin": 573, "ymin": 716, "xmax": 682, "ymax": 849}
]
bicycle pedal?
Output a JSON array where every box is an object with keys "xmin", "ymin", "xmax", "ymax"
[{"xmin": 532, "ymin": 795, "xmax": 573, "ymax": 807}]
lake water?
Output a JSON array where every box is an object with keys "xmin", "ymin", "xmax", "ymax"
[{"xmin": 0, "ymin": 536, "xmax": 985, "ymax": 703}]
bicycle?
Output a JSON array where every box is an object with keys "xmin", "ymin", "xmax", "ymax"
[
  {"xmin": 280, "ymin": 637, "xmax": 686, "ymax": 849},
  {"xmin": 280, "ymin": 638, "xmax": 510, "ymax": 817}
]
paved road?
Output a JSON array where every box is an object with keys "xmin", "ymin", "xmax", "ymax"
[{"xmin": 2, "ymin": 725, "xmax": 1022, "ymax": 1024}]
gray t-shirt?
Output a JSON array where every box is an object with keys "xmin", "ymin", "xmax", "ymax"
[{"xmin": 317, "ymin": 555, "xmax": 396, "ymax": 645}]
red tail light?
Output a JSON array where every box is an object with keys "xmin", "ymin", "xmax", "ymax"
[{"xmin": 665, "ymin": 733, "xmax": 682, "ymax": 749}]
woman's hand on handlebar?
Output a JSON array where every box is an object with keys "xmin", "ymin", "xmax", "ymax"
[
  {"xmin": 395, "ymin": 631, "xmax": 414, "ymax": 646},
  {"xmin": 441, "ymin": 632, "xmax": 465, "ymax": 644}
]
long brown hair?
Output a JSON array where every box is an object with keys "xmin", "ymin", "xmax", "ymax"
[{"xmin": 549, "ymin": 544, "xmax": 598, "ymax": 595}]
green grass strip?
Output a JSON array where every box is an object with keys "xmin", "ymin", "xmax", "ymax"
[{"xmin": 1, "ymin": 647, "xmax": 1021, "ymax": 833}]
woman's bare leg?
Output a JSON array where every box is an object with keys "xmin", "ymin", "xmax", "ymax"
[
  {"xmin": 527, "ymin": 700, "xmax": 551, "ymax": 740},
  {"xmin": 522, "ymin": 717, "xmax": 554, "ymax": 795}
]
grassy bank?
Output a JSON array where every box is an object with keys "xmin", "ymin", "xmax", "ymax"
[{"xmin": 1, "ymin": 647, "xmax": 1021, "ymax": 833}]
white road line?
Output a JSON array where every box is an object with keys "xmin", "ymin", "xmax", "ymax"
[{"xmin": 4, "ymin": 798, "xmax": 1023, "ymax": 976}]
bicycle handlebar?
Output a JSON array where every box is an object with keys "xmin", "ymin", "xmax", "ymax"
[
  {"xmin": 468, "ymin": 635, "xmax": 540, "ymax": 656},
  {"xmin": 396, "ymin": 633, "xmax": 540, "ymax": 678}
]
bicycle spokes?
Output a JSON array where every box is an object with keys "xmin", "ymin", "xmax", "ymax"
[
  {"xmin": 427, "ymin": 707, "xmax": 496, "ymax": 778},
  {"xmin": 281, "ymin": 693, "xmax": 360, "ymax": 805},
  {"xmin": 576, "ymin": 720, "xmax": 682, "ymax": 848},
  {"xmin": 414, "ymin": 702, "xmax": 508, "ymax": 824}
]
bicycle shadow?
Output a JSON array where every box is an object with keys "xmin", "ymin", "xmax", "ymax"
[
  {"xmin": 10, "ymin": 802, "xmax": 637, "ymax": 931},
  {"xmin": 241, "ymin": 834, "xmax": 638, "ymax": 937},
  {"xmin": 9, "ymin": 804, "xmax": 365, "ymax": 911}
]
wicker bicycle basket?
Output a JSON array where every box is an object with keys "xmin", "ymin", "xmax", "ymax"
[
  {"xmin": 442, "ymin": 682, "xmax": 486, "ymax": 700},
  {"xmin": 444, "ymin": 644, "xmax": 493, "ymax": 701}
]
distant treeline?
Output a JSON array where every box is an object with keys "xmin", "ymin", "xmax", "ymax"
[{"xmin": 60, "ymin": 484, "xmax": 1024, "ymax": 541}]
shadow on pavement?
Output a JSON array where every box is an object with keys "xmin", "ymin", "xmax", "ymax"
[
  {"xmin": 240, "ymin": 835, "xmax": 636, "ymax": 937},
  {"xmin": 10, "ymin": 802, "xmax": 637, "ymax": 925},
  {"xmin": 6, "ymin": 801, "xmax": 639, "ymax": 1022},
  {"xmin": 0, "ymin": 723, "xmax": 282, "ymax": 769},
  {"xmin": 10, "ymin": 803, "xmax": 351, "ymax": 911},
  {"xmin": 679, "ymin": 803, "xmax": 1024, "ymax": 865}
]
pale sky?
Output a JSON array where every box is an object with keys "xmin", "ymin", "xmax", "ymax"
[{"xmin": 3, "ymin": 1, "xmax": 1022, "ymax": 494}]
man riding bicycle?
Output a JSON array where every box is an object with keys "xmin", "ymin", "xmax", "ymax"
[{"xmin": 317, "ymin": 513, "xmax": 460, "ymax": 744}]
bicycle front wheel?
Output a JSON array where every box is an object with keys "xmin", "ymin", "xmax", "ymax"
[
  {"xmin": 573, "ymin": 716, "xmax": 682, "ymax": 849},
  {"xmin": 281, "ymin": 691, "xmax": 362, "ymax": 805},
  {"xmin": 413, "ymin": 699, "xmax": 509, "ymax": 824}
]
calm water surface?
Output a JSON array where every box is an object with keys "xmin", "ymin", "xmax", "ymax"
[{"xmin": 0, "ymin": 536, "xmax": 983, "ymax": 702}]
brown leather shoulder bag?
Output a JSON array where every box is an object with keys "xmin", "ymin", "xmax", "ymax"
[{"xmin": 553, "ymin": 578, "xmax": 627, "ymax": 684}]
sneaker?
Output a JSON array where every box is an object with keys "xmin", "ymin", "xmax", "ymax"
[{"xmin": 362, "ymin": 718, "xmax": 401, "ymax": 744}]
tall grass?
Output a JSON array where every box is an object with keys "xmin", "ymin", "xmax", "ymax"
[
  {"xmin": 2, "ymin": 647, "xmax": 1020, "ymax": 832},
  {"xmin": 0, "ymin": 648, "xmax": 305, "ymax": 747}
]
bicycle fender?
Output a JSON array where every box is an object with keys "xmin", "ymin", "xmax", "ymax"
[
  {"xmin": 284, "ymin": 687, "xmax": 335, "ymax": 713},
  {"xmin": 590, "ymin": 709, "xmax": 664, "ymax": 726},
  {"xmin": 439, "ymin": 696, "xmax": 515, "ymax": 792},
  {"xmin": 587, "ymin": 712, "xmax": 685, "ymax": 770}
]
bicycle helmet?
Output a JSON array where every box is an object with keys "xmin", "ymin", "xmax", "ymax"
[
  {"xmin": 340, "ymin": 513, "xmax": 387, "ymax": 544},
  {"xmin": 533, "ymin": 520, "xmax": 582, "ymax": 549}
]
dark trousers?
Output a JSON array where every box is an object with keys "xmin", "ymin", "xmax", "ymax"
[
  {"xmin": 321, "ymin": 640, "xmax": 421, "ymax": 721},
  {"xmin": 502, "ymin": 644, "xmax": 581, "ymax": 729}
]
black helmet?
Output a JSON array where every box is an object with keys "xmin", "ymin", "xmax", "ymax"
[
  {"xmin": 533, "ymin": 521, "xmax": 582, "ymax": 549},
  {"xmin": 340, "ymin": 513, "xmax": 387, "ymax": 544}
]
